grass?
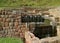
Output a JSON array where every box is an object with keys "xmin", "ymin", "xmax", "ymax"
[
  {"xmin": 0, "ymin": 37, "xmax": 23, "ymax": 43},
  {"xmin": 44, "ymin": 19, "xmax": 51, "ymax": 25},
  {"xmin": 0, "ymin": 0, "xmax": 60, "ymax": 7}
]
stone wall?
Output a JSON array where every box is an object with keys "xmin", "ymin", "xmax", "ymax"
[
  {"xmin": 0, "ymin": 9, "xmax": 27, "ymax": 38},
  {"xmin": 0, "ymin": 8, "xmax": 45, "ymax": 38},
  {"xmin": 0, "ymin": 7, "xmax": 58, "ymax": 38},
  {"xmin": 49, "ymin": 7, "xmax": 60, "ymax": 37}
]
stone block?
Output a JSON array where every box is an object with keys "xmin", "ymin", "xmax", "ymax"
[
  {"xmin": 6, "ymin": 18, "xmax": 11, "ymax": 22},
  {"xmin": 14, "ymin": 32, "xmax": 20, "ymax": 37},
  {"xmin": 3, "ymin": 27, "xmax": 6, "ymax": 30},
  {"xmin": 3, "ymin": 18, "xmax": 6, "ymax": 22},
  {"xmin": 4, "ymin": 22, "xmax": 9, "ymax": 27},
  {"xmin": 18, "ymin": 29, "xmax": 22, "ymax": 33},
  {"xmin": 9, "ymin": 26, "xmax": 13, "ymax": 29},
  {"xmin": 20, "ymin": 32, "xmax": 24, "ymax": 38},
  {"xmin": 0, "ymin": 18, "xmax": 3, "ymax": 21},
  {"xmin": 14, "ymin": 22, "xmax": 19, "ymax": 26},
  {"xmin": 5, "ymin": 15, "xmax": 9, "ymax": 18},
  {"xmin": 1, "ymin": 15, "xmax": 5, "ymax": 18},
  {"xmin": 9, "ymin": 15, "xmax": 13, "ymax": 18},
  {"xmin": 17, "ymin": 16, "xmax": 21, "ymax": 19},
  {"xmin": 9, "ymin": 22, "xmax": 13, "ymax": 26}
]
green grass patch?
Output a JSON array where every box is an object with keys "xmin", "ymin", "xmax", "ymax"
[
  {"xmin": 44, "ymin": 19, "xmax": 51, "ymax": 25},
  {"xmin": 0, "ymin": 0, "xmax": 60, "ymax": 7},
  {"xmin": 0, "ymin": 37, "xmax": 23, "ymax": 43}
]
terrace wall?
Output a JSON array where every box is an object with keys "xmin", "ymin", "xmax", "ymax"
[
  {"xmin": 0, "ymin": 9, "xmax": 28, "ymax": 38},
  {"xmin": 0, "ymin": 7, "xmax": 57, "ymax": 38}
]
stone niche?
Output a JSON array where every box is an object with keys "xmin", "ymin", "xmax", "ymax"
[
  {"xmin": 33, "ymin": 25, "xmax": 57, "ymax": 39},
  {"xmin": 21, "ymin": 14, "xmax": 57, "ymax": 39}
]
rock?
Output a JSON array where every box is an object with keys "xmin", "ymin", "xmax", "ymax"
[{"xmin": 25, "ymin": 31, "xmax": 40, "ymax": 43}]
